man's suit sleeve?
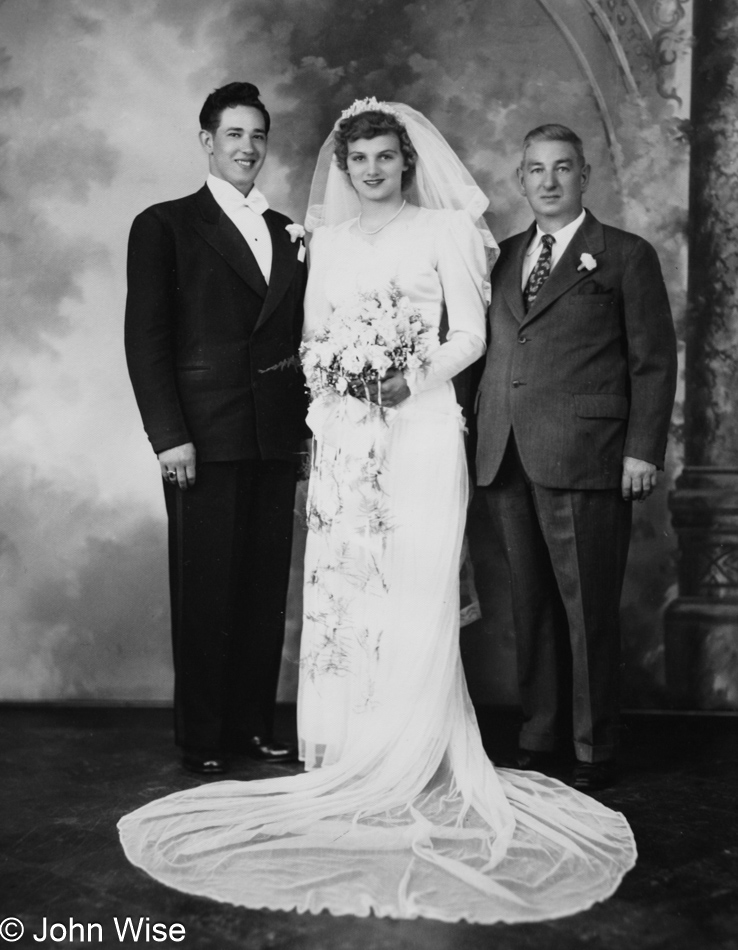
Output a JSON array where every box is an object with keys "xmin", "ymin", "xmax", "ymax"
[
  {"xmin": 124, "ymin": 208, "xmax": 191, "ymax": 455},
  {"xmin": 621, "ymin": 237, "xmax": 678, "ymax": 467}
]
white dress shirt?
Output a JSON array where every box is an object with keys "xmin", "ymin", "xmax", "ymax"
[
  {"xmin": 207, "ymin": 174, "xmax": 272, "ymax": 282},
  {"xmin": 521, "ymin": 209, "xmax": 586, "ymax": 289}
]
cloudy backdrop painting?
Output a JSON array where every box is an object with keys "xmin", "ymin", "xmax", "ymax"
[{"xmin": 0, "ymin": 0, "xmax": 690, "ymax": 705}]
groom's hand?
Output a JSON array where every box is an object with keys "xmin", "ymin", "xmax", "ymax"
[
  {"xmin": 365, "ymin": 369, "xmax": 411, "ymax": 407},
  {"xmin": 158, "ymin": 442, "xmax": 196, "ymax": 490},
  {"xmin": 621, "ymin": 456, "xmax": 657, "ymax": 502}
]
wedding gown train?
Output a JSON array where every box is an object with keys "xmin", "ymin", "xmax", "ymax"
[{"xmin": 118, "ymin": 209, "xmax": 636, "ymax": 923}]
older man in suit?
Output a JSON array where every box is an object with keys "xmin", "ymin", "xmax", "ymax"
[
  {"xmin": 125, "ymin": 83, "xmax": 308, "ymax": 775},
  {"xmin": 475, "ymin": 124, "xmax": 677, "ymax": 790}
]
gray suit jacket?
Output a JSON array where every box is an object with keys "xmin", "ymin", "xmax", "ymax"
[{"xmin": 475, "ymin": 210, "xmax": 677, "ymax": 489}]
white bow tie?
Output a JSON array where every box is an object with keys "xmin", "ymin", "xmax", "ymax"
[{"xmin": 242, "ymin": 191, "xmax": 269, "ymax": 215}]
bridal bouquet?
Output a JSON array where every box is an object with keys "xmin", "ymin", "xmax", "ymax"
[{"xmin": 300, "ymin": 283, "xmax": 433, "ymax": 406}]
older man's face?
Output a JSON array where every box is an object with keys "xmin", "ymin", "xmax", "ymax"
[{"xmin": 517, "ymin": 139, "xmax": 589, "ymax": 229}]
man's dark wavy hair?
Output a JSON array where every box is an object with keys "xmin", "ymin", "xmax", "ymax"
[
  {"xmin": 333, "ymin": 111, "xmax": 417, "ymax": 190},
  {"xmin": 199, "ymin": 82, "xmax": 270, "ymax": 135}
]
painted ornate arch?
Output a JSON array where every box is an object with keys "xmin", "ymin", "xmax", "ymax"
[{"xmin": 532, "ymin": 0, "xmax": 690, "ymax": 177}]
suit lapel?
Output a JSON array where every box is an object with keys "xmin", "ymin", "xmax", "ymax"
[
  {"xmin": 192, "ymin": 185, "xmax": 268, "ymax": 299},
  {"xmin": 521, "ymin": 210, "xmax": 605, "ymax": 327},
  {"xmin": 500, "ymin": 223, "xmax": 535, "ymax": 324},
  {"xmin": 253, "ymin": 210, "xmax": 299, "ymax": 332}
]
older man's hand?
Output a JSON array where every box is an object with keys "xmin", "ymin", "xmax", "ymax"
[{"xmin": 621, "ymin": 456, "xmax": 657, "ymax": 502}]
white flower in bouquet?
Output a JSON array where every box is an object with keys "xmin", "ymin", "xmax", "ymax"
[
  {"xmin": 340, "ymin": 347, "xmax": 366, "ymax": 376},
  {"xmin": 405, "ymin": 350, "xmax": 426, "ymax": 372}
]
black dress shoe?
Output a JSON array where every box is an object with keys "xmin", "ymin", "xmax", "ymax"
[
  {"xmin": 242, "ymin": 736, "xmax": 298, "ymax": 763},
  {"xmin": 181, "ymin": 752, "xmax": 228, "ymax": 775},
  {"xmin": 498, "ymin": 749, "xmax": 562, "ymax": 774},
  {"xmin": 572, "ymin": 759, "xmax": 618, "ymax": 791}
]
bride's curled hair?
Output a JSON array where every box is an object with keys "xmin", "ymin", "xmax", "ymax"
[{"xmin": 334, "ymin": 111, "xmax": 418, "ymax": 190}]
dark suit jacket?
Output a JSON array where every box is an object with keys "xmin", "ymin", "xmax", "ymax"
[
  {"xmin": 125, "ymin": 185, "xmax": 308, "ymax": 462},
  {"xmin": 476, "ymin": 210, "xmax": 677, "ymax": 489}
]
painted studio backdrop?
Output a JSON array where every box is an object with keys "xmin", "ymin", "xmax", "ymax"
[{"xmin": 0, "ymin": 0, "xmax": 709, "ymax": 709}]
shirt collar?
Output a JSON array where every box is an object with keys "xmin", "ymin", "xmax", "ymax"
[
  {"xmin": 527, "ymin": 209, "xmax": 586, "ymax": 255},
  {"xmin": 207, "ymin": 174, "xmax": 270, "ymax": 215}
]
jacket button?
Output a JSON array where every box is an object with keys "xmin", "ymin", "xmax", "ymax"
[
  {"xmin": 518, "ymin": 335, "xmax": 528, "ymax": 344},
  {"xmin": 512, "ymin": 379, "xmax": 525, "ymax": 388}
]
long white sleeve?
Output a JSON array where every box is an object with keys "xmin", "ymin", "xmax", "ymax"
[{"xmin": 406, "ymin": 211, "xmax": 489, "ymax": 395}]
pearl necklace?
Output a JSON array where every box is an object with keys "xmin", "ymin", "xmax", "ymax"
[{"xmin": 357, "ymin": 200, "xmax": 406, "ymax": 235}]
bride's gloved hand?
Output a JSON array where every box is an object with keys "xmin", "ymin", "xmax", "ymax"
[{"xmin": 365, "ymin": 368, "xmax": 411, "ymax": 407}]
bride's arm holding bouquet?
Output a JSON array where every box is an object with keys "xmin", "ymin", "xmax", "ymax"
[
  {"xmin": 403, "ymin": 210, "xmax": 489, "ymax": 397},
  {"xmin": 370, "ymin": 210, "xmax": 490, "ymax": 408}
]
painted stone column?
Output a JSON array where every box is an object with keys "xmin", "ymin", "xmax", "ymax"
[{"xmin": 665, "ymin": 0, "xmax": 738, "ymax": 708}]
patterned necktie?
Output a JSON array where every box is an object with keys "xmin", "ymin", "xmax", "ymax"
[{"xmin": 523, "ymin": 233, "xmax": 555, "ymax": 312}]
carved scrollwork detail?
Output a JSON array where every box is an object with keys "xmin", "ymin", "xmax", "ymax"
[
  {"xmin": 590, "ymin": 0, "xmax": 654, "ymax": 93},
  {"xmin": 650, "ymin": 0, "xmax": 689, "ymax": 29},
  {"xmin": 650, "ymin": 0, "xmax": 690, "ymax": 104},
  {"xmin": 589, "ymin": 0, "xmax": 690, "ymax": 103}
]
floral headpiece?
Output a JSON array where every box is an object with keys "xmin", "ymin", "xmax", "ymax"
[{"xmin": 340, "ymin": 97, "xmax": 402, "ymax": 122}]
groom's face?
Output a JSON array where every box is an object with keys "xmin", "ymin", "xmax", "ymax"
[{"xmin": 200, "ymin": 105, "xmax": 268, "ymax": 195}]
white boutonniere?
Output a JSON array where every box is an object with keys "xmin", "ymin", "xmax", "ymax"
[
  {"xmin": 577, "ymin": 252, "xmax": 597, "ymax": 272},
  {"xmin": 286, "ymin": 223, "xmax": 306, "ymax": 261},
  {"xmin": 285, "ymin": 223, "xmax": 306, "ymax": 242}
]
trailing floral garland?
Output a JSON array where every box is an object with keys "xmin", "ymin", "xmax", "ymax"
[{"xmin": 299, "ymin": 284, "xmax": 433, "ymax": 702}]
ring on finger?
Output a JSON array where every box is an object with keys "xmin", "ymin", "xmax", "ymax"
[{"xmin": 167, "ymin": 470, "xmax": 178, "ymax": 481}]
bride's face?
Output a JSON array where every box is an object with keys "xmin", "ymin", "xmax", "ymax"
[{"xmin": 345, "ymin": 134, "xmax": 407, "ymax": 203}]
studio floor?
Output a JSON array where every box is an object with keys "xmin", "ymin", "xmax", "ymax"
[{"xmin": 1, "ymin": 704, "xmax": 736, "ymax": 950}]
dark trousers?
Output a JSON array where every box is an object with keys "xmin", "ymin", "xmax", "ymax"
[
  {"xmin": 482, "ymin": 435, "xmax": 632, "ymax": 762},
  {"xmin": 164, "ymin": 459, "xmax": 297, "ymax": 755}
]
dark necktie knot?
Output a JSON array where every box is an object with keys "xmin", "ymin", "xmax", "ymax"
[{"xmin": 524, "ymin": 233, "xmax": 555, "ymax": 312}]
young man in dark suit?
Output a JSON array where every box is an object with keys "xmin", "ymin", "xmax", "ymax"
[
  {"xmin": 475, "ymin": 125, "xmax": 677, "ymax": 790},
  {"xmin": 125, "ymin": 83, "xmax": 308, "ymax": 775}
]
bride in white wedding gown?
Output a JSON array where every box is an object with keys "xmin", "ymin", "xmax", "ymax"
[{"xmin": 118, "ymin": 100, "xmax": 636, "ymax": 924}]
